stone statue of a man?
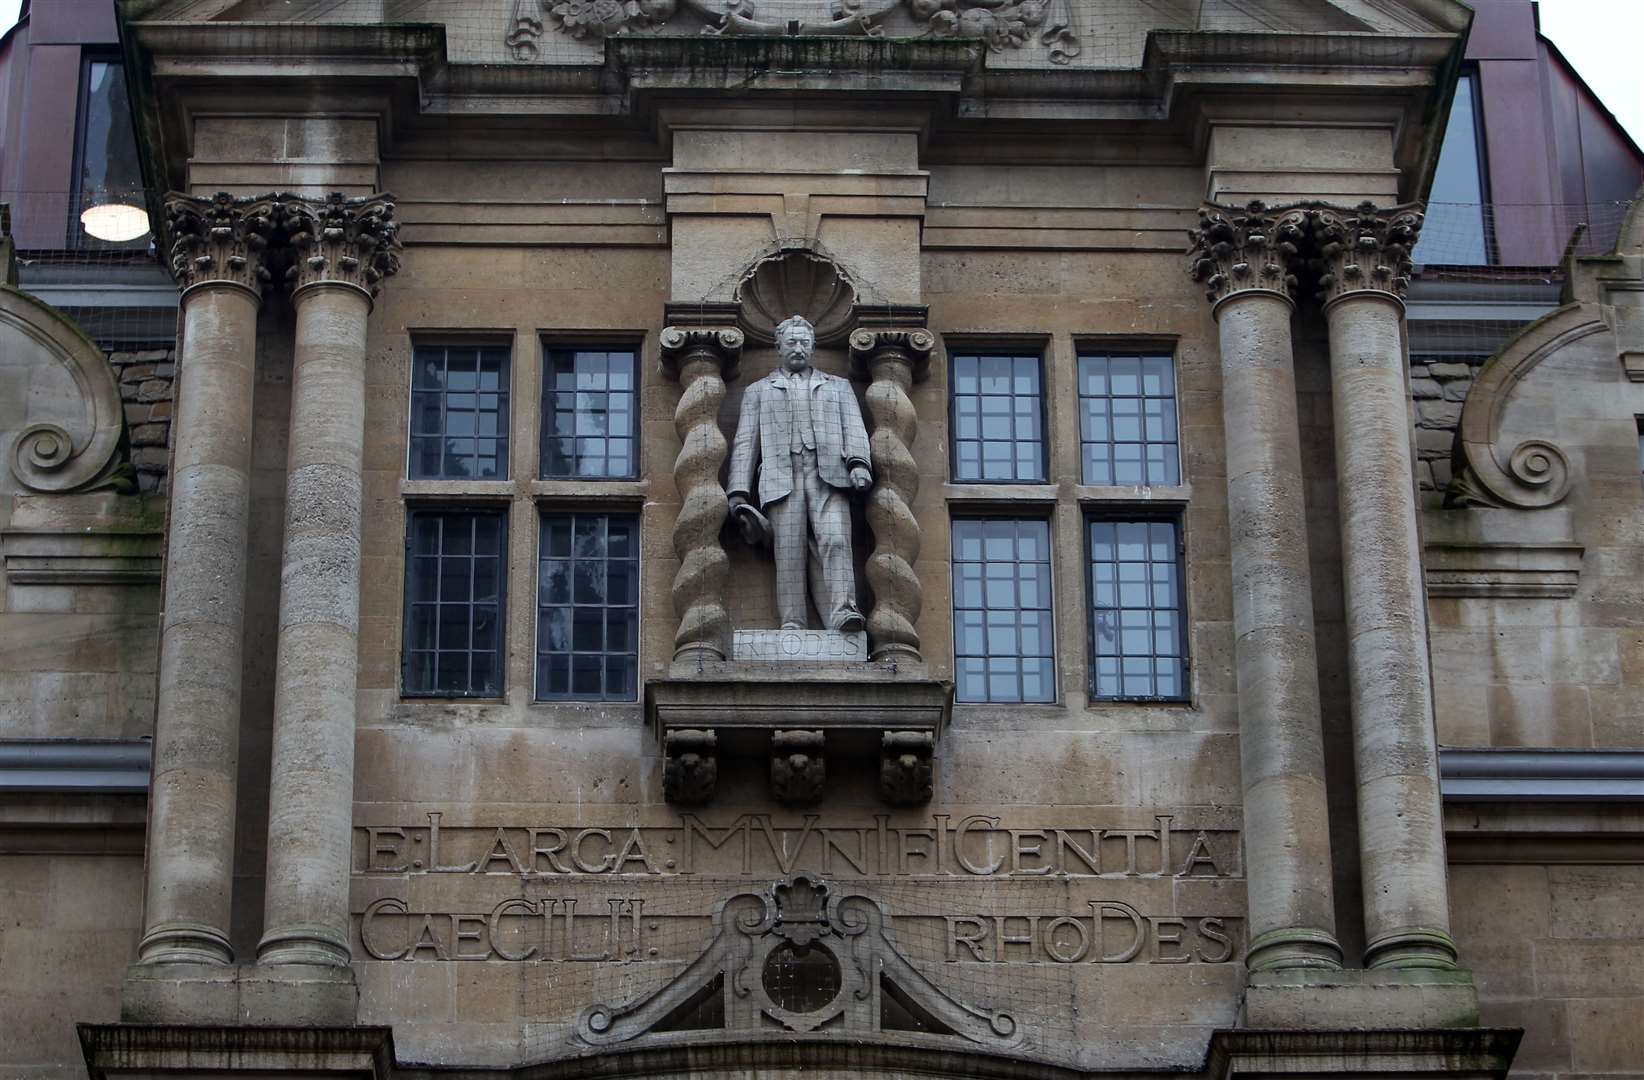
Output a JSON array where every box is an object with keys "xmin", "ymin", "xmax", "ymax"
[{"xmin": 727, "ymin": 314, "xmax": 872, "ymax": 632}]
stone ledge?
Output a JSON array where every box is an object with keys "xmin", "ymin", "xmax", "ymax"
[
  {"xmin": 1207, "ymin": 1028, "xmax": 1520, "ymax": 1080},
  {"xmin": 119, "ymin": 962, "xmax": 359, "ymax": 1027},
  {"xmin": 1241, "ymin": 968, "xmax": 1480, "ymax": 1031},
  {"xmin": 80, "ymin": 1024, "xmax": 393, "ymax": 1080}
]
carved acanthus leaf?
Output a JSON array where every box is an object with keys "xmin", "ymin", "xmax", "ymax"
[
  {"xmin": 164, "ymin": 191, "xmax": 277, "ymax": 296},
  {"xmin": 1309, "ymin": 201, "xmax": 1423, "ymax": 306},
  {"xmin": 1186, "ymin": 200, "xmax": 1306, "ymax": 306},
  {"xmin": 277, "ymin": 192, "xmax": 403, "ymax": 299}
]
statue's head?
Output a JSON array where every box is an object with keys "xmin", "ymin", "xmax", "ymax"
[{"xmin": 776, "ymin": 314, "xmax": 816, "ymax": 372}]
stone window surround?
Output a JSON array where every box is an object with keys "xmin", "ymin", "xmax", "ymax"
[
  {"xmin": 397, "ymin": 328, "xmax": 653, "ymax": 705},
  {"xmin": 405, "ymin": 341, "xmax": 513, "ymax": 481},
  {"xmin": 947, "ymin": 347, "xmax": 1048, "ymax": 484},
  {"xmin": 1085, "ymin": 513, "xmax": 1190, "ymax": 703},
  {"xmin": 944, "ymin": 332, "xmax": 1196, "ymax": 713},
  {"xmin": 539, "ymin": 340, "xmax": 642, "ymax": 481},
  {"xmin": 401, "ymin": 506, "xmax": 510, "ymax": 698}
]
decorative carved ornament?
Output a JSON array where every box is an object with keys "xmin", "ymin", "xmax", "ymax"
[
  {"xmin": 164, "ymin": 192, "xmax": 277, "ymax": 297},
  {"xmin": 1187, "ymin": 199, "xmax": 1423, "ymax": 309},
  {"xmin": 507, "ymin": 0, "xmax": 1078, "ymax": 63},
  {"xmin": 771, "ymin": 729, "xmax": 826, "ymax": 805},
  {"xmin": 576, "ymin": 873, "xmax": 1021, "ymax": 1048},
  {"xmin": 736, "ymin": 251, "xmax": 858, "ymax": 347},
  {"xmin": 1, "ymin": 285, "xmax": 132, "ymax": 494},
  {"xmin": 663, "ymin": 728, "xmax": 719, "ymax": 805},
  {"xmin": 278, "ymin": 192, "xmax": 403, "ymax": 300},
  {"xmin": 1446, "ymin": 303, "xmax": 1605, "ymax": 509}
]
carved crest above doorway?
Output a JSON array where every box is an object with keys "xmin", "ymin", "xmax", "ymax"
[{"xmin": 575, "ymin": 873, "xmax": 1023, "ymax": 1048}]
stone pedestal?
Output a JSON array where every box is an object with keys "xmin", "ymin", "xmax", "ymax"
[{"xmin": 137, "ymin": 193, "xmax": 274, "ymax": 966}]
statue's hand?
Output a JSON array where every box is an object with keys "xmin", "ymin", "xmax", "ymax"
[
  {"xmin": 728, "ymin": 493, "xmax": 749, "ymax": 511},
  {"xmin": 848, "ymin": 466, "xmax": 872, "ymax": 492}
]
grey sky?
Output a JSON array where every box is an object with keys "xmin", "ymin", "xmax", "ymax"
[{"xmin": 0, "ymin": 0, "xmax": 1638, "ymax": 144}]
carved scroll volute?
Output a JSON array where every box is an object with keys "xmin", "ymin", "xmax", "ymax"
[
  {"xmin": 661, "ymin": 326, "xmax": 744, "ymax": 662},
  {"xmin": 1187, "ymin": 200, "xmax": 1305, "ymax": 309},
  {"xmin": 164, "ymin": 191, "xmax": 277, "ymax": 298},
  {"xmin": 1310, "ymin": 201, "xmax": 1423, "ymax": 308},
  {"xmin": 277, "ymin": 192, "xmax": 403, "ymax": 302},
  {"xmin": 850, "ymin": 327, "xmax": 935, "ymax": 662}
]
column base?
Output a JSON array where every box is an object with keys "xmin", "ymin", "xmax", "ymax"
[
  {"xmin": 1242, "ymin": 967, "xmax": 1481, "ymax": 1030},
  {"xmin": 1244, "ymin": 927, "xmax": 1344, "ymax": 972},
  {"xmin": 120, "ymin": 961, "xmax": 358, "ymax": 1026},
  {"xmin": 137, "ymin": 921, "xmax": 235, "ymax": 966},
  {"xmin": 80, "ymin": 1024, "xmax": 391, "ymax": 1080},
  {"xmin": 1365, "ymin": 926, "xmax": 1460, "ymax": 970},
  {"xmin": 258, "ymin": 924, "xmax": 353, "ymax": 967}
]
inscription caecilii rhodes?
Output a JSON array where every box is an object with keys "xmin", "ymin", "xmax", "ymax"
[{"xmin": 352, "ymin": 814, "xmax": 1246, "ymax": 967}]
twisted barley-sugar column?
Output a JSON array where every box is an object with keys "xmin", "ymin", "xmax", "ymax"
[
  {"xmin": 1190, "ymin": 204, "xmax": 1343, "ymax": 972},
  {"xmin": 139, "ymin": 193, "xmax": 274, "ymax": 965},
  {"xmin": 1315, "ymin": 204, "xmax": 1458, "ymax": 970},
  {"xmin": 661, "ymin": 327, "xmax": 743, "ymax": 663},
  {"xmin": 850, "ymin": 327, "xmax": 934, "ymax": 662},
  {"xmin": 258, "ymin": 193, "xmax": 401, "ymax": 966}
]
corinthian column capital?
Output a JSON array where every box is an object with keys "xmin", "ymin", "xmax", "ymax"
[
  {"xmin": 1309, "ymin": 201, "xmax": 1424, "ymax": 309},
  {"xmin": 1187, "ymin": 201, "xmax": 1307, "ymax": 310},
  {"xmin": 164, "ymin": 191, "xmax": 278, "ymax": 299},
  {"xmin": 278, "ymin": 192, "xmax": 403, "ymax": 301}
]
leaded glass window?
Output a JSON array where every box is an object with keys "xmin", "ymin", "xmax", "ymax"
[
  {"xmin": 408, "ymin": 345, "xmax": 510, "ymax": 480},
  {"xmin": 952, "ymin": 519, "xmax": 1055, "ymax": 703},
  {"xmin": 541, "ymin": 347, "xmax": 638, "ymax": 479},
  {"xmin": 537, "ymin": 512, "xmax": 639, "ymax": 701},
  {"xmin": 403, "ymin": 509, "xmax": 506, "ymax": 697},
  {"xmin": 950, "ymin": 354, "xmax": 1046, "ymax": 482},
  {"xmin": 1078, "ymin": 354, "xmax": 1180, "ymax": 486},
  {"xmin": 1088, "ymin": 518, "xmax": 1187, "ymax": 701}
]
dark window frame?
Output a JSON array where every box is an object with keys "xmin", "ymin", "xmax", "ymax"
[
  {"xmin": 534, "ymin": 509, "xmax": 641, "ymax": 703},
  {"xmin": 1084, "ymin": 513, "xmax": 1190, "ymax": 704},
  {"xmin": 401, "ymin": 506, "xmax": 509, "ymax": 699},
  {"xmin": 539, "ymin": 343, "xmax": 641, "ymax": 481},
  {"xmin": 69, "ymin": 50, "xmax": 147, "ymax": 252},
  {"xmin": 406, "ymin": 343, "xmax": 513, "ymax": 481},
  {"xmin": 948, "ymin": 351, "xmax": 1049, "ymax": 484},
  {"xmin": 950, "ymin": 516, "xmax": 1058, "ymax": 705},
  {"xmin": 1075, "ymin": 351, "xmax": 1182, "ymax": 487}
]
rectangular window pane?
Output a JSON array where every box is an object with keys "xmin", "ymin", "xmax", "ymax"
[
  {"xmin": 1078, "ymin": 354, "xmax": 1181, "ymax": 487},
  {"xmin": 1088, "ymin": 517, "xmax": 1187, "ymax": 701},
  {"xmin": 541, "ymin": 347, "xmax": 639, "ymax": 479},
  {"xmin": 952, "ymin": 519, "xmax": 1055, "ymax": 703},
  {"xmin": 406, "ymin": 346, "xmax": 511, "ymax": 479},
  {"xmin": 537, "ymin": 511, "xmax": 640, "ymax": 701},
  {"xmin": 950, "ymin": 354, "xmax": 1045, "ymax": 482},
  {"xmin": 403, "ymin": 509, "xmax": 507, "ymax": 697}
]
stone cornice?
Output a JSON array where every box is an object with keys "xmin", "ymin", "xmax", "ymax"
[
  {"xmin": 163, "ymin": 191, "xmax": 277, "ymax": 299},
  {"xmin": 278, "ymin": 192, "xmax": 403, "ymax": 302}
]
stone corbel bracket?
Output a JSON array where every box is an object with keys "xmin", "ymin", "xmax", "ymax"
[
  {"xmin": 649, "ymin": 672, "xmax": 947, "ymax": 807},
  {"xmin": 1446, "ymin": 302, "xmax": 1607, "ymax": 509}
]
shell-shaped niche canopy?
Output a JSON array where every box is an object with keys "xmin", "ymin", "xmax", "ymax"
[{"xmin": 735, "ymin": 251, "xmax": 857, "ymax": 347}]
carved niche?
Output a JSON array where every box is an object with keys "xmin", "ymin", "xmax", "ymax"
[
  {"xmin": 576, "ymin": 873, "xmax": 1022, "ymax": 1048},
  {"xmin": 506, "ymin": 0, "xmax": 1080, "ymax": 63}
]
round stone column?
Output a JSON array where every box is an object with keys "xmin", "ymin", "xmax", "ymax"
[
  {"xmin": 850, "ymin": 325, "xmax": 935, "ymax": 663},
  {"xmin": 258, "ymin": 193, "xmax": 400, "ymax": 966},
  {"xmin": 139, "ymin": 193, "xmax": 274, "ymax": 964},
  {"xmin": 1315, "ymin": 205, "xmax": 1458, "ymax": 970},
  {"xmin": 660, "ymin": 325, "xmax": 742, "ymax": 664},
  {"xmin": 1190, "ymin": 205, "xmax": 1343, "ymax": 972}
]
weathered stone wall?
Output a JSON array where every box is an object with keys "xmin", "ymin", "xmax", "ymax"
[
  {"xmin": 108, "ymin": 345, "xmax": 177, "ymax": 494},
  {"xmin": 1451, "ymin": 863, "xmax": 1644, "ymax": 1078}
]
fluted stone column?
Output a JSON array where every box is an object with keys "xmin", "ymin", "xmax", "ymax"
[
  {"xmin": 139, "ymin": 193, "xmax": 275, "ymax": 964},
  {"xmin": 850, "ymin": 326, "xmax": 935, "ymax": 662},
  {"xmin": 1314, "ymin": 204, "xmax": 1458, "ymax": 970},
  {"xmin": 661, "ymin": 326, "xmax": 743, "ymax": 663},
  {"xmin": 258, "ymin": 193, "xmax": 401, "ymax": 966},
  {"xmin": 1190, "ymin": 205, "xmax": 1343, "ymax": 972}
]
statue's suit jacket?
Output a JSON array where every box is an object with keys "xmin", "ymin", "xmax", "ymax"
[{"xmin": 726, "ymin": 367, "xmax": 872, "ymax": 507}]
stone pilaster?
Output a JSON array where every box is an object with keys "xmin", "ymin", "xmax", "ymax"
[
  {"xmin": 661, "ymin": 326, "xmax": 743, "ymax": 663},
  {"xmin": 139, "ymin": 192, "xmax": 275, "ymax": 965},
  {"xmin": 1189, "ymin": 203, "xmax": 1343, "ymax": 973},
  {"xmin": 849, "ymin": 325, "xmax": 934, "ymax": 663},
  {"xmin": 257, "ymin": 193, "xmax": 400, "ymax": 970},
  {"xmin": 1314, "ymin": 203, "xmax": 1459, "ymax": 971}
]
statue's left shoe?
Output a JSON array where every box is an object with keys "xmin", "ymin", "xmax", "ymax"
[{"xmin": 835, "ymin": 610, "xmax": 865, "ymax": 633}]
